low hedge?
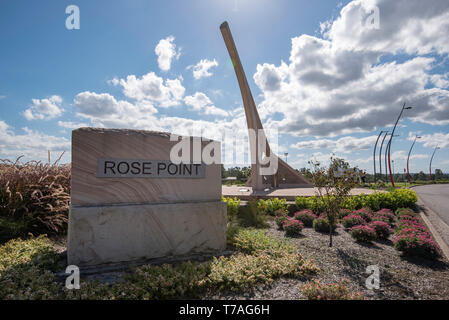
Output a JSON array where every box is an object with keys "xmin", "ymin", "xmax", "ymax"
[{"xmin": 295, "ymin": 189, "xmax": 417, "ymax": 214}]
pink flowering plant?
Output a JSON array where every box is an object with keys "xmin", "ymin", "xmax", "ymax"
[
  {"xmin": 393, "ymin": 228, "xmax": 441, "ymax": 259},
  {"xmin": 349, "ymin": 225, "xmax": 377, "ymax": 243},
  {"xmin": 275, "ymin": 214, "xmax": 289, "ymax": 230},
  {"xmin": 313, "ymin": 217, "xmax": 337, "ymax": 233},
  {"xmin": 283, "ymin": 218, "xmax": 304, "ymax": 236},
  {"xmin": 352, "ymin": 208, "xmax": 373, "ymax": 222},
  {"xmin": 395, "ymin": 208, "xmax": 417, "ymax": 218},
  {"xmin": 342, "ymin": 214, "xmax": 366, "ymax": 229},
  {"xmin": 374, "ymin": 209, "xmax": 396, "ymax": 224},
  {"xmin": 294, "ymin": 210, "xmax": 316, "ymax": 227},
  {"xmin": 369, "ymin": 221, "xmax": 393, "ymax": 240}
]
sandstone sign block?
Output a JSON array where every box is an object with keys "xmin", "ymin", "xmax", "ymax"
[{"xmin": 67, "ymin": 128, "xmax": 226, "ymax": 266}]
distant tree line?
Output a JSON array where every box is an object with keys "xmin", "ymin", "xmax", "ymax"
[{"xmin": 222, "ymin": 164, "xmax": 448, "ymax": 184}]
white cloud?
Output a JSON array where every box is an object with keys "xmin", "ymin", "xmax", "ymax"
[
  {"xmin": 0, "ymin": 120, "xmax": 70, "ymax": 161},
  {"xmin": 57, "ymin": 121, "xmax": 89, "ymax": 129},
  {"xmin": 73, "ymin": 91, "xmax": 159, "ymax": 129},
  {"xmin": 252, "ymin": 0, "xmax": 449, "ymax": 137},
  {"xmin": 155, "ymin": 35, "xmax": 180, "ymax": 71},
  {"xmin": 184, "ymin": 92, "xmax": 229, "ymax": 117},
  {"xmin": 391, "ymin": 150, "xmax": 428, "ymax": 161},
  {"xmin": 327, "ymin": 0, "xmax": 449, "ymax": 55},
  {"xmin": 187, "ymin": 59, "xmax": 219, "ymax": 79},
  {"xmin": 23, "ymin": 95, "xmax": 63, "ymax": 120},
  {"xmin": 291, "ymin": 135, "xmax": 378, "ymax": 153},
  {"xmin": 418, "ymin": 132, "xmax": 449, "ymax": 148},
  {"xmin": 118, "ymin": 72, "xmax": 185, "ymax": 107},
  {"xmin": 0, "ymin": 95, "xmax": 5, "ymax": 100}
]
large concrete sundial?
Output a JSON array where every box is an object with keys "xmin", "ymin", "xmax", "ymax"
[{"xmin": 220, "ymin": 21, "xmax": 313, "ymax": 190}]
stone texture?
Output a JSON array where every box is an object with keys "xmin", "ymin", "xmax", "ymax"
[
  {"xmin": 68, "ymin": 201, "xmax": 227, "ymax": 266},
  {"xmin": 68, "ymin": 127, "xmax": 226, "ymax": 266},
  {"xmin": 71, "ymin": 128, "xmax": 221, "ymax": 206}
]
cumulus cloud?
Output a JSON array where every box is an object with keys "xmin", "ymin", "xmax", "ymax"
[
  {"xmin": 155, "ymin": 36, "xmax": 180, "ymax": 71},
  {"xmin": 118, "ymin": 72, "xmax": 185, "ymax": 107},
  {"xmin": 57, "ymin": 121, "xmax": 89, "ymax": 129},
  {"xmin": 0, "ymin": 120, "xmax": 70, "ymax": 161},
  {"xmin": 73, "ymin": 91, "xmax": 159, "ymax": 129},
  {"xmin": 326, "ymin": 0, "xmax": 449, "ymax": 55},
  {"xmin": 418, "ymin": 132, "xmax": 449, "ymax": 148},
  {"xmin": 253, "ymin": 0, "xmax": 449, "ymax": 137},
  {"xmin": 291, "ymin": 135, "xmax": 378, "ymax": 153},
  {"xmin": 187, "ymin": 59, "xmax": 219, "ymax": 79},
  {"xmin": 23, "ymin": 95, "xmax": 63, "ymax": 120},
  {"xmin": 184, "ymin": 92, "xmax": 229, "ymax": 117}
]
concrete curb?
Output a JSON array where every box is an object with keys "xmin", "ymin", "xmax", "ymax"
[{"xmin": 417, "ymin": 199, "xmax": 449, "ymax": 262}]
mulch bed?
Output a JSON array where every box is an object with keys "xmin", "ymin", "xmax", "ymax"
[{"xmin": 205, "ymin": 220, "xmax": 449, "ymax": 300}]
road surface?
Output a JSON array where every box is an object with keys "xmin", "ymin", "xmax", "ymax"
[{"xmin": 414, "ymin": 184, "xmax": 449, "ymax": 227}]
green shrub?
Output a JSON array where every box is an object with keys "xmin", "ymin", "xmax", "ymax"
[
  {"xmin": 301, "ymin": 279, "xmax": 364, "ymax": 300},
  {"xmin": 237, "ymin": 200, "xmax": 268, "ymax": 228},
  {"xmin": 222, "ymin": 197, "xmax": 240, "ymax": 219},
  {"xmin": 338, "ymin": 209, "xmax": 351, "ymax": 220},
  {"xmin": 294, "ymin": 209, "xmax": 316, "ymax": 227},
  {"xmin": 349, "ymin": 225, "xmax": 377, "ymax": 243},
  {"xmin": 313, "ymin": 218, "xmax": 336, "ymax": 233},
  {"xmin": 339, "ymin": 189, "xmax": 418, "ymax": 212},
  {"xmin": 294, "ymin": 196, "xmax": 311, "ymax": 210},
  {"xmin": 258, "ymin": 198, "xmax": 288, "ymax": 215},
  {"xmin": 0, "ymin": 235, "xmax": 62, "ymax": 300},
  {"xmin": 308, "ymin": 197, "xmax": 327, "ymax": 215},
  {"xmin": 0, "ymin": 217, "xmax": 31, "ymax": 243}
]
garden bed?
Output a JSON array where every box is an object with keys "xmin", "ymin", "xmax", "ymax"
[{"xmin": 233, "ymin": 220, "xmax": 449, "ymax": 300}]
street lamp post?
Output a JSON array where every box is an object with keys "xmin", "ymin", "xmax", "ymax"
[
  {"xmin": 385, "ymin": 134, "xmax": 399, "ymax": 182},
  {"xmin": 284, "ymin": 153, "xmax": 288, "ymax": 163},
  {"xmin": 406, "ymin": 135, "xmax": 421, "ymax": 184},
  {"xmin": 379, "ymin": 131, "xmax": 390, "ymax": 182},
  {"xmin": 429, "ymin": 146, "xmax": 440, "ymax": 182},
  {"xmin": 373, "ymin": 130, "xmax": 386, "ymax": 183},
  {"xmin": 392, "ymin": 160, "xmax": 395, "ymax": 182},
  {"xmin": 387, "ymin": 103, "xmax": 412, "ymax": 187}
]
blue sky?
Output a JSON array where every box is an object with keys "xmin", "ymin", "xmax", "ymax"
[{"xmin": 1, "ymin": 0, "xmax": 448, "ymax": 174}]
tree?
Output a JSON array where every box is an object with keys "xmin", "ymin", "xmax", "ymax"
[
  {"xmin": 435, "ymin": 169, "xmax": 443, "ymax": 180},
  {"xmin": 309, "ymin": 156, "xmax": 358, "ymax": 247}
]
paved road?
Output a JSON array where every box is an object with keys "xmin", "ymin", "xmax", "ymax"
[
  {"xmin": 222, "ymin": 186, "xmax": 378, "ymax": 201},
  {"xmin": 414, "ymin": 184, "xmax": 449, "ymax": 227}
]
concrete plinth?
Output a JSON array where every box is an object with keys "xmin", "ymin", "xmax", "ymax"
[{"xmin": 67, "ymin": 201, "xmax": 227, "ymax": 266}]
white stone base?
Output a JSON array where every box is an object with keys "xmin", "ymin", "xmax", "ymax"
[{"xmin": 67, "ymin": 201, "xmax": 227, "ymax": 266}]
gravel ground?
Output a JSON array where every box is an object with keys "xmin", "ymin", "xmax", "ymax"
[{"xmin": 205, "ymin": 220, "xmax": 449, "ymax": 300}]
